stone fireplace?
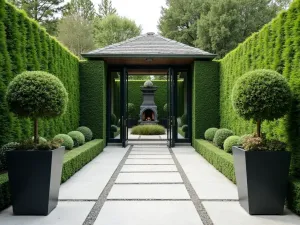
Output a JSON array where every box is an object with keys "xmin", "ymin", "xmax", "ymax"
[{"xmin": 139, "ymin": 81, "xmax": 158, "ymax": 125}]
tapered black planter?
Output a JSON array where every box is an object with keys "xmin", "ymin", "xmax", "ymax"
[
  {"xmin": 7, "ymin": 147, "xmax": 65, "ymax": 215},
  {"xmin": 232, "ymin": 146, "xmax": 291, "ymax": 215}
]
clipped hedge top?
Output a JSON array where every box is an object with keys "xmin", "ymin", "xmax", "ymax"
[{"xmin": 6, "ymin": 71, "xmax": 69, "ymax": 118}]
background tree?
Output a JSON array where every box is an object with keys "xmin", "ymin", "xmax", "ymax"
[
  {"xmin": 98, "ymin": 0, "xmax": 117, "ymax": 18},
  {"xmin": 196, "ymin": 0, "xmax": 290, "ymax": 58},
  {"xmin": 64, "ymin": 0, "xmax": 95, "ymax": 21},
  {"xmin": 57, "ymin": 14, "xmax": 94, "ymax": 58},
  {"xmin": 93, "ymin": 14, "xmax": 142, "ymax": 48},
  {"xmin": 8, "ymin": 0, "xmax": 65, "ymax": 35},
  {"xmin": 158, "ymin": 0, "xmax": 209, "ymax": 46}
]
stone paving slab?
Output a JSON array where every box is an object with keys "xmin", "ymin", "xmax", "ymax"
[
  {"xmin": 203, "ymin": 201, "xmax": 300, "ymax": 225},
  {"xmin": 125, "ymin": 158, "xmax": 174, "ymax": 165},
  {"xmin": 94, "ymin": 201, "xmax": 203, "ymax": 225},
  {"xmin": 0, "ymin": 202, "xmax": 94, "ymax": 225},
  {"xmin": 128, "ymin": 154, "xmax": 172, "ymax": 159},
  {"xmin": 115, "ymin": 172, "xmax": 183, "ymax": 183},
  {"xmin": 173, "ymin": 147, "xmax": 238, "ymax": 200},
  {"xmin": 59, "ymin": 146, "xmax": 128, "ymax": 200},
  {"xmin": 107, "ymin": 184, "xmax": 190, "ymax": 199},
  {"xmin": 130, "ymin": 151, "xmax": 170, "ymax": 155},
  {"xmin": 121, "ymin": 164, "xmax": 178, "ymax": 172}
]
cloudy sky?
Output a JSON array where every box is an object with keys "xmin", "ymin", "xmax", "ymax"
[{"xmin": 91, "ymin": 0, "xmax": 166, "ymax": 33}]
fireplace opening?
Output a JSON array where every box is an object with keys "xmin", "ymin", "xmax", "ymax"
[{"xmin": 142, "ymin": 109, "xmax": 155, "ymax": 121}]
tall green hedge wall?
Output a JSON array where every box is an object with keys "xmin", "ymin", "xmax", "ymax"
[
  {"xmin": 0, "ymin": 2, "xmax": 80, "ymax": 146},
  {"xmin": 193, "ymin": 61, "xmax": 220, "ymax": 143},
  {"xmin": 79, "ymin": 60, "xmax": 106, "ymax": 141},
  {"xmin": 114, "ymin": 80, "xmax": 184, "ymax": 120},
  {"xmin": 219, "ymin": 0, "xmax": 300, "ymax": 177}
]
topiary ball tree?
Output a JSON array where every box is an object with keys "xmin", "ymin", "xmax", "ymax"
[
  {"xmin": 53, "ymin": 134, "xmax": 74, "ymax": 150},
  {"xmin": 68, "ymin": 131, "xmax": 85, "ymax": 147},
  {"xmin": 6, "ymin": 71, "xmax": 68, "ymax": 145},
  {"xmin": 224, "ymin": 136, "xmax": 240, "ymax": 153},
  {"xmin": 204, "ymin": 128, "xmax": 218, "ymax": 141},
  {"xmin": 213, "ymin": 128, "xmax": 234, "ymax": 148},
  {"xmin": 232, "ymin": 69, "xmax": 292, "ymax": 137}
]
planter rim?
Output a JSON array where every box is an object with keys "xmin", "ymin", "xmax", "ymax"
[
  {"xmin": 233, "ymin": 146, "xmax": 289, "ymax": 153},
  {"xmin": 8, "ymin": 146, "xmax": 65, "ymax": 153}
]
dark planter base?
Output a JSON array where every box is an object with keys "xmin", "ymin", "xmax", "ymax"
[
  {"xmin": 232, "ymin": 146, "xmax": 291, "ymax": 215},
  {"xmin": 7, "ymin": 147, "xmax": 65, "ymax": 215}
]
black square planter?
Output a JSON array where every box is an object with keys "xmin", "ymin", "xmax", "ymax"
[
  {"xmin": 232, "ymin": 146, "xmax": 291, "ymax": 215},
  {"xmin": 7, "ymin": 147, "xmax": 65, "ymax": 215}
]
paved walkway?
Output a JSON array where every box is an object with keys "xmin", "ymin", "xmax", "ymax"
[{"xmin": 1, "ymin": 145, "xmax": 300, "ymax": 225}]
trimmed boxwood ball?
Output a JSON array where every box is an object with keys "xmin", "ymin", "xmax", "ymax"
[
  {"xmin": 77, "ymin": 126, "xmax": 93, "ymax": 142},
  {"xmin": 182, "ymin": 125, "xmax": 188, "ymax": 133},
  {"xmin": 181, "ymin": 113, "xmax": 187, "ymax": 125},
  {"xmin": 31, "ymin": 137, "xmax": 47, "ymax": 144},
  {"xmin": 213, "ymin": 129, "xmax": 234, "ymax": 148},
  {"xmin": 53, "ymin": 134, "xmax": 74, "ymax": 150},
  {"xmin": 144, "ymin": 80, "xmax": 153, "ymax": 87},
  {"xmin": 111, "ymin": 113, "xmax": 117, "ymax": 125},
  {"xmin": 232, "ymin": 69, "xmax": 292, "ymax": 137},
  {"xmin": 205, "ymin": 128, "xmax": 218, "ymax": 141},
  {"xmin": 111, "ymin": 125, "xmax": 118, "ymax": 132},
  {"xmin": 224, "ymin": 136, "xmax": 240, "ymax": 153},
  {"xmin": 68, "ymin": 131, "xmax": 85, "ymax": 147},
  {"xmin": 0, "ymin": 142, "xmax": 20, "ymax": 170}
]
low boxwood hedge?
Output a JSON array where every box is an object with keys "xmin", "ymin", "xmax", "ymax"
[
  {"xmin": 0, "ymin": 139, "xmax": 104, "ymax": 211},
  {"xmin": 194, "ymin": 139, "xmax": 300, "ymax": 216}
]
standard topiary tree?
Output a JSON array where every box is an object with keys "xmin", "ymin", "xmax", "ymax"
[
  {"xmin": 232, "ymin": 69, "xmax": 292, "ymax": 137},
  {"xmin": 53, "ymin": 134, "xmax": 74, "ymax": 150},
  {"xmin": 204, "ymin": 128, "xmax": 218, "ymax": 141},
  {"xmin": 213, "ymin": 128, "xmax": 234, "ymax": 148},
  {"xmin": 68, "ymin": 131, "xmax": 85, "ymax": 147},
  {"xmin": 6, "ymin": 71, "xmax": 68, "ymax": 144},
  {"xmin": 224, "ymin": 136, "xmax": 240, "ymax": 153},
  {"xmin": 127, "ymin": 103, "xmax": 135, "ymax": 118},
  {"xmin": 77, "ymin": 126, "xmax": 93, "ymax": 141}
]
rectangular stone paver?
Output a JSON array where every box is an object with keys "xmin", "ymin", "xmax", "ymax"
[
  {"xmin": 0, "ymin": 202, "xmax": 94, "ymax": 225},
  {"xmin": 115, "ymin": 172, "xmax": 182, "ymax": 183},
  {"xmin": 59, "ymin": 146, "xmax": 128, "ymax": 200},
  {"xmin": 173, "ymin": 147, "xmax": 238, "ymax": 200},
  {"xmin": 128, "ymin": 155, "xmax": 172, "ymax": 159},
  {"xmin": 121, "ymin": 165, "xmax": 178, "ymax": 172},
  {"xmin": 125, "ymin": 159, "xmax": 174, "ymax": 165},
  {"xmin": 129, "ymin": 151, "xmax": 170, "ymax": 155},
  {"xmin": 107, "ymin": 184, "xmax": 190, "ymax": 199},
  {"xmin": 203, "ymin": 201, "xmax": 300, "ymax": 225},
  {"xmin": 95, "ymin": 201, "xmax": 203, "ymax": 225}
]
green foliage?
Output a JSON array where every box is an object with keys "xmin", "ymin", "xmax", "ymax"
[
  {"xmin": 204, "ymin": 128, "xmax": 218, "ymax": 141},
  {"xmin": 287, "ymin": 178, "xmax": 300, "ymax": 215},
  {"xmin": 111, "ymin": 113, "xmax": 117, "ymax": 125},
  {"xmin": 192, "ymin": 62, "xmax": 220, "ymax": 142},
  {"xmin": 53, "ymin": 134, "xmax": 74, "ymax": 150},
  {"xmin": 79, "ymin": 61, "xmax": 106, "ymax": 140},
  {"xmin": 93, "ymin": 14, "xmax": 141, "ymax": 48},
  {"xmin": 220, "ymin": 0, "xmax": 300, "ymax": 177},
  {"xmin": 31, "ymin": 136, "xmax": 47, "ymax": 143},
  {"xmin": 224, "ymin": 136, "xmax": 240, "ymax": 153},
  {"xmin": 64, "ymin": 0, "xmax": 96, "ymax": 21},
  {"xmin": 0, "ymin": 139, "xmax": 105, "ymax": 211},
  {"xmin": 16, "ymin": 138, "xmax": 62, "ymax": 151},
  {"xmin": 110, "ymin": 125, "xmax": 118, "ymax": 132},
  {"xmin": 97, "ymin": 0, "xmax": 117, "ymax": 18},
  {"xmin": 77, "ymin": 126, "xmax": 93, "ymax": 142},
  {"xmin": 0, "ymin": 3, "xmax": 80, "ymax": 146},
  {"xmin": 237, "ymin": 134, "xmax": 253, "ymax": 146},
  {"xmin": 6, "ymin": 71, "xmax": 68, "ymax": 118},
  {"xmin": 68, "ymin": 131, "xmax": 85, "ymax": 147},
  {"xmin": 213, "ymin": 128, "xmax": 234, "ymax": 148},
  {"xmin": 131, "ymin": 125, "xmax": 166, "ymax": 135},
  {"xmin": 127, "ymin": 103, "xmax": 135, "ymax": 118},
  {"xmin": 232, "ymin": 69, "xmax": 292, "ymax": 122},
  {"xmin": 0, "ymin": 142, "xmax": 19, "ymax": 170},
  {"xmin": 163, "ymin": 103, "xmax": 168, "ymax": 113},
  {"xmin": 182, "ymin": 125, "xmax": 188, "ymax": 133},
  {"xmin": 194, "ymin": 139, "xmax": 236, "ymax": 183},
  {"xmin": 181, "ymin": 113, "xmax": 187, "ymax": 125}
]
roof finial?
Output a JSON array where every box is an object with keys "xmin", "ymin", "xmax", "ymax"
[{"xmin": 146, "ymin": 32, "xmax": 155, "ymax": 36}]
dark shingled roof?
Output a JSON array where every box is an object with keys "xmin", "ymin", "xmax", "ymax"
[{"xmin": 82, "ymin": 32, "xmax": 216, "ymax": 59}]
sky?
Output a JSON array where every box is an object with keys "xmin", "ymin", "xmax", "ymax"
[{"xmin": 91, "ymin": 0, "xmax": 166, "ymax": 33}]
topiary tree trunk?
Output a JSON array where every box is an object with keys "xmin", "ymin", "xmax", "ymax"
[
  {"xmin": 34, "ymin": 118, "xmax": 39, "ymax": 144},
  {"xmin": 257, "ymin": 120, "xmax": 261, "ymax": 137}
]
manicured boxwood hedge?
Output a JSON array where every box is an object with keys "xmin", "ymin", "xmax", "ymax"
[
  {"xmin": 79, "ymin": 60, "xmax": 106, "ymax": 141},
  {"xmin": 192, "ymin": 61, "xmax": 220, "ymax": 143},
  {"xmin": 219, "ymin": 0, "xmax": 300, "ymax": 178},
  {"xmin": 195, "ymin": 139, "xmax": 300, "ymax": 215},
  {"xmin": 0, "ymin": 2, "xmax": 80, "ymax": 146},
  {"xmin": 113, "ymin": 80, "xmax": 184, "ymax": 120},
  {"xmin": 0, "ymin": 139, "xmax": 104, "ymax": 211}
]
